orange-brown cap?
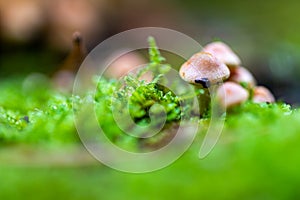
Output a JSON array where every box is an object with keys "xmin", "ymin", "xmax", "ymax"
[
  {"xmin": 228, "ymin": 66, "xmax": 256, "ymax": 87},
  {"xmin": 217, "ymin": 81, "xmax": 249, "ymax": 108},
  {"xmin": 203, "ymin": 41, "xmax": 241, "ymax": 67},
  {"xmin": 253, "ymin": 86, "xmax": 275, "ymax": 103},
  {"xmin": 179, "ymin": 52, "xmax": 230, "ymax": 88}
]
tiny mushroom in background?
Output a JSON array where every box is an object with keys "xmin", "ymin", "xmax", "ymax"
[
  {"xmin": 60, "ymin": 31, "xmax": 87, "ymax": 71},
  {"xmin": 228, "ymin": 66, "xmax": 256, "ymax": 88},
  {"xmin": 203, "ymin": 41, "xmax": 241, "ymax": 68},
  {"xmin": 104, "ymin": 52, "xmax": 146, "ymax": 79},
  {"xmin": 104, "ymin": 51, "xmax": 153, "ymax": 82},
  {"xmin": 52, "ymin": 31, "xmax": 87, "ymax": 92},
  {"xmin": 253, "ymin": 86, "xmax": 275, "ymax": 103},
  {"xmin": 179, "ymin": 52, "xmax": 230, "ymax": 114},
  {"xmin": 216, "ymin": 81, "xmax": 249, "ymax": 108}
]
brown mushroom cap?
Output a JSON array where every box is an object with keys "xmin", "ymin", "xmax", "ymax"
[
  {"xmin": 228, "ymin": 66, "xmax": 256, "ymax": 87},
  {"xmin": 203, "ymin": 41, "xmax": 241, "ymax": 68},
  {"xmin": 179, "ymin": 52, "xmax": 230, "ymax": 87},
  {"xmin": 253, "ymin": 86, "xmax": 275, "ymax": 103},
  {"xmin": 216, "ymin": 81, "xmax": 249, "ymax": 108},
  {"xmin": 104, "ymin": 51, "xmax": 152, "ymax": 82}
]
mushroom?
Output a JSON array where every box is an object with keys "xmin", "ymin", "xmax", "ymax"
[
  {"xmin": 203, "ymin": 41, "xmax": 241, "ymax": 68},
  {"xmin": 105, "ymin": 52, "xmax": 146, "ymax": 79},
  {"xmin": 179, "ymin": 52, "xmax": 230, "ymax": 87},
  {"xmin": 179, "ymin": 52, "xmax": 230, "ymax": 114},
  {"xmin": 216, "ymin": 81, "xmax": 249, "ymax": 108},
  {"xmin": 104, "ymin": 51, "xmax": 155, "ymax": 83},
  {"xmin": 52, "ymin": 31, "xmax": 87, "ymax": 92},
  {"xmin": 252, "ymin": 86, "xmax": 275, "ymax": 103},
  {"xmin": 228, "ymin": 66, "xmax": 256, "ymax": 88},
  {"xmin": 60, "ymin": 31, "xmax": 87, "ymax": 71}
]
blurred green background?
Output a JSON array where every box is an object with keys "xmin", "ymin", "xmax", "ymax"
[{"xmin": 1, "ymin": 0, "xmax": 300, "ymax": 199}]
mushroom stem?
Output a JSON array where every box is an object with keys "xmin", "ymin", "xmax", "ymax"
[{"xmin": 194, "ymin": 86, "xmax": 211, "ymax": 116}]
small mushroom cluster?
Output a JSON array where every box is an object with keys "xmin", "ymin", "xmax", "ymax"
[{"xmin": 179, "ymin": 41, "xmax": 275, "ymax": 109}]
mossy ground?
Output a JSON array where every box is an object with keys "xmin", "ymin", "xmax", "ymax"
[
  {"xmin": 0, "ymin": 108, "xmax": 300, "ymax": 200},
  {"xmin": 1, "ymin": 74, "xmax": 300, "ymax": 199}
]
